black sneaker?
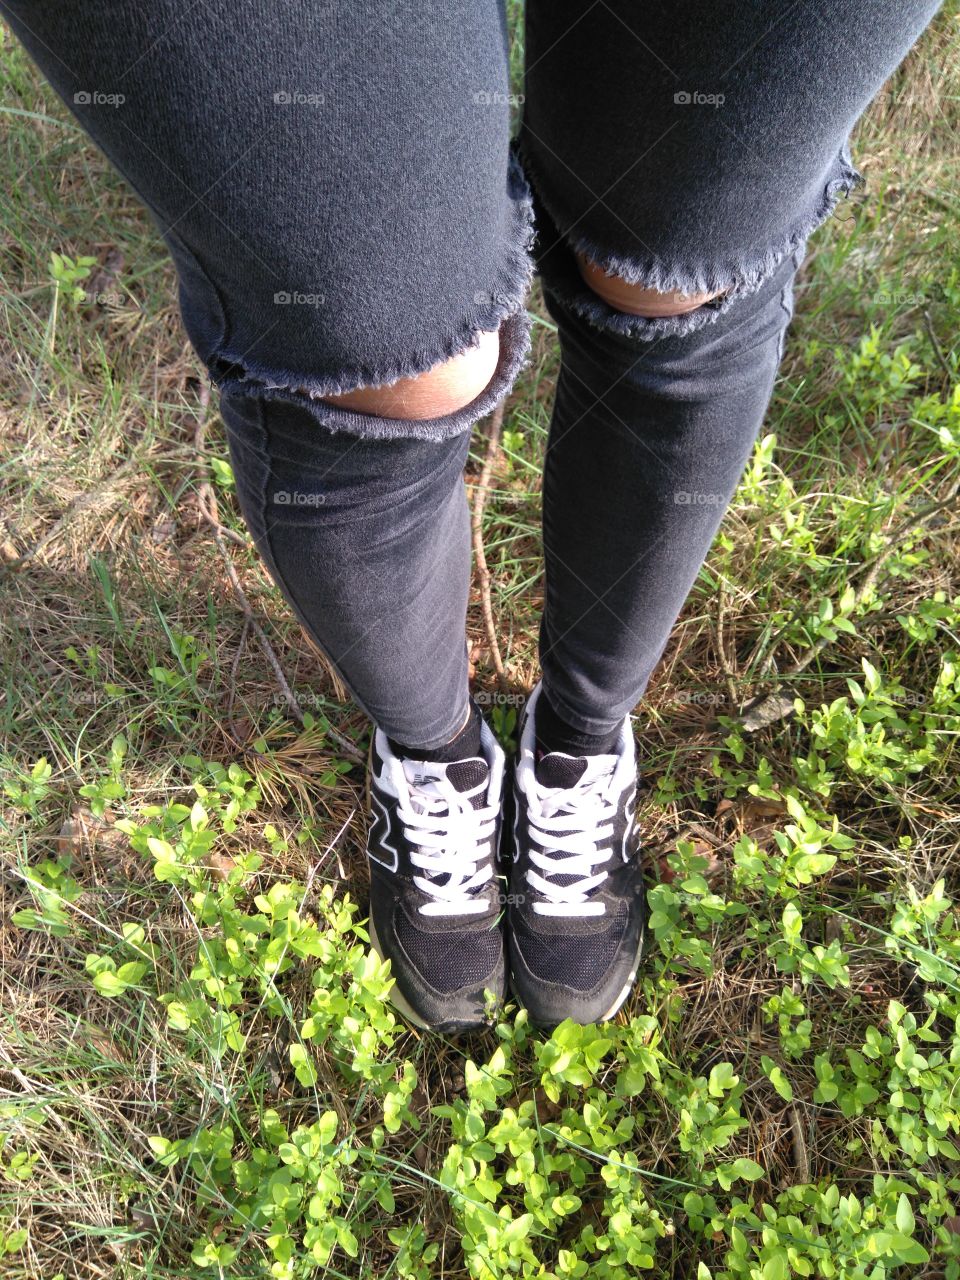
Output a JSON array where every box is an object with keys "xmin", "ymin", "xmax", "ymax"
[
  {"xmin": 365, "ymin": 718, "xmax": 506, "ymax": 1032},
  {"xmin": 507, "ymin": 683, "xmax": 645, "ymax": 1027}
]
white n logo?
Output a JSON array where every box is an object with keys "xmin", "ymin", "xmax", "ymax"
[
  {"xmin": 367, "ymin": 790, "xmax": 399, "ymax": 872},
  {"xmin": 621, "ymin": 786, "xmax": 637, "ymax": 862}
]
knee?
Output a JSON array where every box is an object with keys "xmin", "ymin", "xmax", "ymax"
[
  {"xmin": 576, "ymin": 253, "xmax": 723, "ymax": 317},
  {"xmin": 323, "ymin": 329, "xmax": 500, "ymax": 420}
]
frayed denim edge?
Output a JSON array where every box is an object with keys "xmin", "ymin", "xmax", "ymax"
[
  {"xmin": 213, "ymin": 152, "xmax": 536, "ymax": 443},
  {"xmin": 519, "ymin": 140, "xmax": 863, "ymax": 342}
]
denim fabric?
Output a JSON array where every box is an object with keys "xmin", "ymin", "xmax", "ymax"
[
  {"xmin": 223, "ymin": 391, "xmax": 474, "ymax": 747},
  {"xmin": 4, "ymin": 0, "xmax": 535, "ymax": 440},
  {"xmin": 539, "ymin": 252, "xmax": 800, "ymax": 735},
  {"xmin": 521, "ymin": 0, "xmax": 939, "ymax": 331},
  {"xmin": 3, "ymin": 0, "xmax": 941, "ymax": 745}
]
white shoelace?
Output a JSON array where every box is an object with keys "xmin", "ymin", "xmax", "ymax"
[
  {"xmin": 397, "ymin": 770, "xmax": 498, "ymax": 917},
  {"xmin": 526, "ymin": 766, "xmax": 616, "ymax": 918}
]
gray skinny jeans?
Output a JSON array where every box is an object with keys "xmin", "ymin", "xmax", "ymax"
[{"xmin": 3, "ymin": 0, "xmax": 941, "ymax": 746}]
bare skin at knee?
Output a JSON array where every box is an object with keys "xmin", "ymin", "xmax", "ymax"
[
  {"xmin": 324, "ymin": 328, "xmax": 499, "ymax": 420},
  {"xmin": 576, "ymin": 253, "xmax": 723, "ymax": 317}
]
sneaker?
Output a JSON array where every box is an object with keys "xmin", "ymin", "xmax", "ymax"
[
  {"xmin": 365, "ymin": 717, "xmax": 506, "ymax": 1031},
  {"xmin": 507, "ymin": 683, "xmax": 645, "ymax": 1026}
]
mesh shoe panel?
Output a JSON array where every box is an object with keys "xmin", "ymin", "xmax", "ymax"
[
  {"xmin": 535, "ymin": 752, "xmax": 589, "ymax": 788},
  {"xmin": 394, "ymin": 910, "xmax": 501, "ymax": 993},
  {"xmin": 446, "ymin": 758, "xmax": 489, "ymax": 806},
  {"xmin": 512, "ymin": 903, "xmax": 627, "ymax": 989}
]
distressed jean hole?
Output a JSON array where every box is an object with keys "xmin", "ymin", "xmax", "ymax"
[
  {"xmin": 575, "ymin": 253, "xmax": 728, "ymax": 317},
  {"xmin": 319, "ymin": 328, "xmax": 501, "ymax": 422}
]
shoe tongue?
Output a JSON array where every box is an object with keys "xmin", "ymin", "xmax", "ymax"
[
  {"xmin": 534, "ymin": 751, "xmax": 617, "ymax": 829},
  {"xmin": 535, "ymin": 751, "xmax": 589, "ymax": 789},
  {"xmin": 445, "ymin": 757, "xmax": 488, "ymax": 795},
  {"xmin": 446, "ymin": 759, "xmax": 489, "ymax": 814},
  {"xmin": 404, "ymin": 756, "xmax": 488, "ymax": 811},
  {"xmin": 533, "ymin": 753, "xmax": 595, "ymax": 894}
]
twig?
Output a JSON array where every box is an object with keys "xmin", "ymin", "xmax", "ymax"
[
  {"xmin": 323, "ymin": 723, "xmax": 365, "ymax": 767},
  {"xmin": 471, "ymin": 402, "xmax": 508, "ymax": 693},
  {"xmin": 788, "ymin": 1104, "xmax": 810, "ymax": 1184},
  {"xmin": 715, "ymin": 581, "xmax": 739, "ymax": 708},
  {"xmin": 197, "ymin": 504, "xmax": 249, "ymax": 548}
]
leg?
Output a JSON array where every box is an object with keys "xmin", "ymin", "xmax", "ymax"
[
  {"xmin": 505, "ymin": 0, "xmax": 940, "ymax": 1029},
  {"xmin": 3, "ymin": 0, "xmax": 535, "ymax": 748},
  {"xmin": 536, "ymin": 253, "xmax": 797, "ymax": 743},
  {"xmin": 4, "ymin": 0, "xmax": 537, "ymax": 1031},
  {"xmin": 521, "ymin": 0, "xmax": 941, "ymax": 738},
  {"xmin": 223, "ymin": 394, "xmax": 474, "ymax": 747}
]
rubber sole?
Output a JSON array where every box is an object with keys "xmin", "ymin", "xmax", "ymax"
[
  {"xmin": 367, "ymin": 915, "xmax": 432, "ymax": 1030},
  {"xmin": 598, "ymin": 921, "xmax": 646, "ymax": 1022}
]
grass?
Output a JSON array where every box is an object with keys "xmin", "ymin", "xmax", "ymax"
[{"xmin": 2, "ymin": 8, "xmax": 960, "ymax": 1279}]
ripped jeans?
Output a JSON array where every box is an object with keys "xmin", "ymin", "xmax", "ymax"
[{"xmin": 5, "ymin": 0, "xmax": 939, "ymax": 748}]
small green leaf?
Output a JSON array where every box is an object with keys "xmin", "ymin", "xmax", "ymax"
[
  {"xmin": 762, "ymin": 1254, "xmax": 788, "ymax": 1280},
  {"xmin": 895, "ymin": 1193, "xmax": 915, "ymax": 1234},
  {"xmin": 782, "ymin": 901, "xmax": 803, "ymax": 939},
  {"xmin": 92, "ymin": 970, "xmax": 125, "ymax": 997},
  {"xmin": 147, "ymin": 836, "xmax": 176, "ymax": 863},
  {"xmin": 115, "ymin": 961, "xmax": 147, "ymax": 985},
  {"xmin": 731, "ymin": 1157, "xmax": 764, "ymax": 1181},
  {"xmin": 4, "ymin": 1229, "xmax": 28, "ymax": 1254},
  {"xmin": 708, "ymin": 1062, "xmax": 738, "ymax": 1096},
  {"xmin": 166, "ymin": 1001, "xmax": 191, "ymax": 1031},
  {"xmin": 289, "ymin": 1044, "xmax": 318, "ymax": 1087},
  {"xmin": 317, "ymin": 1110, "xmax": 338, "ymax": 1145},
  {"xmin": 337, "ymin": 1223, "xmax": 359, "ymax": 1257},
  {"xmin": 760, "ymin": 1055, "xmax": 794, "ymax": 1101}
]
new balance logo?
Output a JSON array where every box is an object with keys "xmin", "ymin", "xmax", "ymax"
[
  {"xmin": 621, "ymin": 786, "xmax": 637, "ymax": 862},
  {"xmin": 367, "ymin": 789, "xmax": 399, "ymax": 871}
]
